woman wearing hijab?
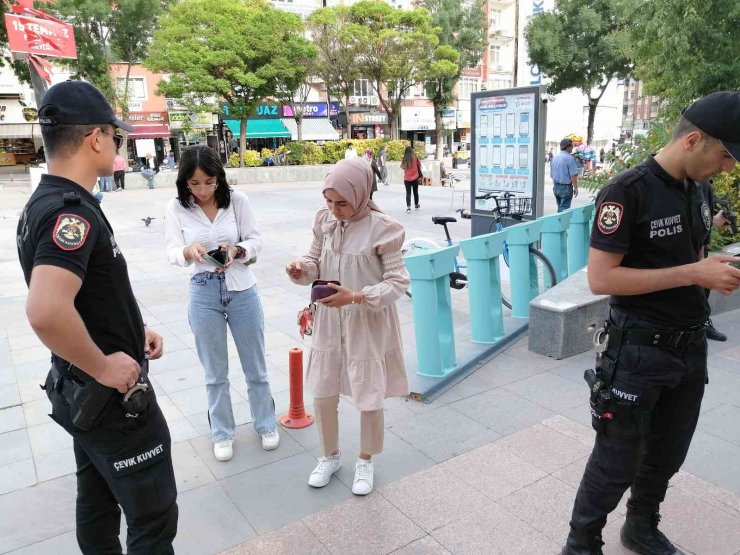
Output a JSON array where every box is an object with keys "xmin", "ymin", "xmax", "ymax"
[{"xmin": 285, "ymin": 157, "xmax": 410, "ymax": 496}]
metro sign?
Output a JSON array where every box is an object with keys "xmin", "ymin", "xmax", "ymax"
[{"xmin": 4, "ymin": 14, "xmax": 77, "ymax": 59}]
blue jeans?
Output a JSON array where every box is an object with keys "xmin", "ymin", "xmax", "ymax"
[
  {"xmin": 553, "ymin": 183, "xmax": 573, "ymax": 212},
  {"xmin": 188, "ymin": 273, "xmax": 276, "ymax": 441},
  {"xmin": 99, "ymin": 176, "xmax": 114, "ymax": 192}
]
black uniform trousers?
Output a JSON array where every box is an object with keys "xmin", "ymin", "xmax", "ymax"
[
  {"xmin": 46, "ymin": 372, "xmax": 178, "ymax": 554},
  {"xmin": 570, "ymin": 308, "xmax": 706, "ymax": 533}
]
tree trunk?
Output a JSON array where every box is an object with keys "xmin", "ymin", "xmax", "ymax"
[
  {"xmin": 122, "ymin": 62, "xmax": 133, "ymax": 120},
  {"xmin": 586, "ymin": 99, "xmax": 598, "ymax": 145},
  {"xmin": 344, "ymin": 92, "xmax": 352, "ymax": 138},
  {"xmin": 296, "ymin": 115, "xmax": 303, "ymax": 141},
  {"xmin": 434, "ymin": 108, "xmax": 444, "ymax": 160},
  {"xmin": 240, "ymin": 118, "xmax": 247, "ymax": 168}
]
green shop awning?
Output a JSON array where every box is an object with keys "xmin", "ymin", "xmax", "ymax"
[{"xmin": 224, "ymin": 119, "xmax": 291, "ymax": 139}]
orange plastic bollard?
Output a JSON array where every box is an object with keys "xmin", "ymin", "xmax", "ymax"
[{"xmin": 279, "ymin": 348, "xmax": 314, "ymax": 429}]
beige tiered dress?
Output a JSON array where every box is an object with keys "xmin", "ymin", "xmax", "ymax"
[{"xmin": 291, "ymin": 208, "xmax": 410, "ymax": 411}]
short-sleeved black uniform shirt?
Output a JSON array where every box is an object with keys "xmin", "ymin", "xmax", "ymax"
[
  {"xmin": 590, "ymin": 156, "xmax": 712, "ymax": 328},
  {"xmin": 16, "ymin": 175, "xmax": 145, "ymax": 370}
]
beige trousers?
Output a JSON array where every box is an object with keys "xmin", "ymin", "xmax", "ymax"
[{"xmin": 313, "ymin": 395, "xmax": 384, "ymax": 456}]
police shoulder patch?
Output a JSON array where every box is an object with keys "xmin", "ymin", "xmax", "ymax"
[
  {"xmin": 597, "ymin": 202, "xmax": 624, "ymax": 235},
  {"xmin": 700, "ymin": 201, "xmax": 712, "ymax": 231},
  {"xmin": 53, "ymin": 213, "xmax": 90, "ymax": 250}
]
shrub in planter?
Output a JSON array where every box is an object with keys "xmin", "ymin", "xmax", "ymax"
[
  {"xmin": 285, "ymin": 141, "xmax": 324, "ymax": 165},
  {"xmin": 228, "ymin": 150, "xmax": 263, "ymax": 168}
]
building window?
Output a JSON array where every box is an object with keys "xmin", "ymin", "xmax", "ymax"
[
  {"xmin": 489, "ymin": 45, "xmax": 501, "ymax": 65},
  {"xmin": 116, "ymin": 77, "xmax": 146, "ymax": 100},
  {"xmin": 489, "ymin": 8, "xmax": 502, "ymax": 27},
  {"xmin": 458, "ymin": 78, "xmax": 479, "ymax": 100},
  {"xmin": 353, "ymin": 79, "xmax": 372, "ymax": 98}
]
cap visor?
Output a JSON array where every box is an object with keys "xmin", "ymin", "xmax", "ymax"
[{"xmin": 112, "ymin": 118, "xmax": 136, "ymax": 133}]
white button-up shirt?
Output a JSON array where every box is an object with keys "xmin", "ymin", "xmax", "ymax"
[{"xmin": 165, "ymin": 190, "xmax": 262, "ymax": 292}]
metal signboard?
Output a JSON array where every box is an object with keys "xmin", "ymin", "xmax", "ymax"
[{"xmin": 470, "ymin": 85, "xmax": 547, "ymax": 236}]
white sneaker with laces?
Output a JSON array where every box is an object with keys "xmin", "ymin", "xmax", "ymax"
[
  {"xmin": 214, "ymin": 440, "xmax": 233, "ymax": 462},
  {"xmin": 308, "ymin": 452, "xmax": 342, "ymax": 488},
  {"xmin": 261, "ymin": 429, "xmax": 280, "ymax": 451},
  {"xmin": 352, "ymin": 459, "xmax": 374, "ymax": 495}
]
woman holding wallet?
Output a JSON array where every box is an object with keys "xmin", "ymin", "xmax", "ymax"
[
  {"xmin": 165, "ymin": 145, "xmax": 279, "ymax": 462},
  {"xmin": 285, "ymin": 157, "xmax": 410, "ymax": 495}
]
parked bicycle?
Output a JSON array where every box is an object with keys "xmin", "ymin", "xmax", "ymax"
[{"xmin": 402, "ymin": 191, "xmax": 557, "ymax": 309}]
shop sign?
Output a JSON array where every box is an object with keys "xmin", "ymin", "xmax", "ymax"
[
  {"xmin": 283, "ymin": 102, "xmax": 330, "ymax": 118},
  {"xmin": 400, "ymin": 106, "xmax": 436, "ymax": 131},
  {"xmin": 350, "ymin": 112, "xmax": 388, "ymax": 125},
  {"xmin": 442, "ymin": 108, "xmax": 456, "ymax": 129},
  {"xmin": 128, "ymin": 111, "xmax": 168, "ymax": 123},
  {"xmin": 0, "ymin": 100, "xmax": 37, "ymax": 123},
  {"xmin": 168, "ymin": 111, "xmax": 212, "ymax": 128}
]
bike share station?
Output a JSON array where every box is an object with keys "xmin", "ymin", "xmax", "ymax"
[{"xmin": 403, "ymin": 85, "xmax": 597, "ymax": 401}]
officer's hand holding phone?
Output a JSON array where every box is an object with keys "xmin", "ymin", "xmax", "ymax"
[
  {"xmin": 693, "ymin": 255, "xmax": 740, "ymax": 295},
  {"xmin": 184, "ymin": 242, "xmax": 207, "ymax": 263},
  {"xmin": 99, "ymin": 351, "xmax": 141, "ymax": 394}
]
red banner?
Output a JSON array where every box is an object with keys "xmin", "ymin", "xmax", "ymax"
[{"xmin": 4, "ymin": 14, "xmax": 77, "ymax": 59}]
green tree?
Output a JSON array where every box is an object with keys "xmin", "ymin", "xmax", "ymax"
[
  {"xmin": 307, "ymin": 6, "xmax": 361, "ymax": 138},
  {"xmin": 421, "ymin": 0, "xmax": 486, "ymax": 159},
  {"xmin": 270, "ymin": 39, "xmax": 317, "ymax": 142},
  {"xmin": 623, "ymin": 0, "xmax": 740, "ymax": 115},
  {"xmin": 525, "ymin": 0, "xmax": 632, "ymax": 144},
  {"xmin": 146, "ymin": 0, "xmax": 308, "ymax": 166},
  {"xmin": 109, "ymin": 0, "xmax": 170, "ymax": 119},
  {"xmin": 349, "ymin": 1, "xmax": 439, "ymax": 139}
]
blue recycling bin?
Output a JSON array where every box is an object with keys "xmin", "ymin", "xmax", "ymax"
[
  {"xmin": 539, "ymin": 211, "xmax": 572, "ymax": 285},
  {"xmin": 459, "ymin": 230, "xmax": 508, "ymax": 344},
  {"xmin": 403, "ymin": 245, "xmax": 459, "ymax": 377},
  {"xmin": 506, "ymin": 220, "xmax": 544, "ymax": 319},
  {"xmin": 567, "ymin": 204, "xmax": 595, "ymax": 275}
]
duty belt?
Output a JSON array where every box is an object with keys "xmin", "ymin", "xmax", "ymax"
[{"xmin": 611, "ymin": 325, "xmax": 706, "ymax": 350}]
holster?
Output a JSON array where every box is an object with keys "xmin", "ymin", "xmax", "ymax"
[{"xmin": 50, "ymin": 363, "xmax": 116, "ymax": 432}]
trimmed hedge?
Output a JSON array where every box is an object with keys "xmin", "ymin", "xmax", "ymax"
[{"xmin": 226, "ymin": 139, "xmax": 426, "ymax": 167}]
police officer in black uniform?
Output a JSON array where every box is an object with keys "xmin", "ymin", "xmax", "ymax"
[
  {"xmin": 17, "ymin": 81, "xmax": 178, "ymax": 554},
  {"xmin": 563, "ymin": 91, "xmax": 740, "ymax": 555}
]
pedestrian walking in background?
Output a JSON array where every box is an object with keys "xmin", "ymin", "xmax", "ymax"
[
  {"xmin": 369, "ymin": 154, "xmax": 382, "ymax": 199},
  {"xmin": 344, "ymin": 143, "xmax": 358, "ymax": 159},
  {"xmin": 599, "ymin": 147, "xmax": 606, "ymax": 164},
  {"xmin": 551, "ymin": 138, "xmax": 580, "ymax": 212},
  {"xmin": 165, "ymin": 146, "xmax": 280, "ymax": 462},
  {"xmin": 285, "ymin": 157, "xmax": 410, "ymax": 496},
  {"xmin": 400, "ymin": 145, "xmax": 422, "ymax": 213},
  {"xmin": 113, "ymin": 153, "xmax": 126, "ymax": 191},
  {"xmin": 99, "ymin": 157, "xmax": 114, "ymax": 192},
  {"xmin": 142, "ymin": 153, "xmax": 157, "ymax": 189},
  {"xmin": 167, "ymin": 150, "xmax": 176, "ymax": 171},
  {"xmin": 377, "ymin": 145, "xmax": 389, "ymax": 186},
  {"xmin": 548, "ymin": 149, "xmax": 554, "ymax": 163}
]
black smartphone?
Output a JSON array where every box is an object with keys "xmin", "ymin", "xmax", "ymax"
[{"xmin": 203, "ymin": 247, "xmax": 228, "ymax": 268}]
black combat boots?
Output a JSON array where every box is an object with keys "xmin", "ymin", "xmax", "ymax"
[
  {"xmin": 620, "ymin": 502, "xmax": 684, "ymax": 555},
  {"xmin": 562, "ymin": 527, "xmax": 604, "ymax": 555}
]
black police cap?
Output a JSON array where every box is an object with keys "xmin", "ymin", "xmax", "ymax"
[
  {"xmin": 683, "ymin": 91, "xmax": 740, "ymax": 161},
  {"xmin": 38, "ymin": 81, "xmax": 135, "ymax": 132}
]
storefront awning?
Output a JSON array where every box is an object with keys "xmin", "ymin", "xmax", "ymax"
[
  {"xmin": 0, "ymin": 123, "xmax": 42, "ymax": 139},
  {"xmin": 280, "ymin": 118, "xmax": 340, "ymax": 141},
  {"xmin": 128, "ymin": 124, "xmax": 171, "ymax": 139},
  {"xmin": 224, "ymin": 119, "xmax": 291, "ymax": 139}
]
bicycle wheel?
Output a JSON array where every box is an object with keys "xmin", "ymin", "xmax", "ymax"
[
  {"xmin": 401, "ymin": 237, "xmax": 443, "ymax": 298},
  {"xmin": 501, "ymin": 246, "xmax": 557, "ymax": 309}
]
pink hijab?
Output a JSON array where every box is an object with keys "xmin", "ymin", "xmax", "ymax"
[{"xmin": 322, "ymin": 157, "xmax": 382, "ymax": 222}]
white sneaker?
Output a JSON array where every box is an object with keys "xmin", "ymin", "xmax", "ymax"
[
  {"xmin": 308, "ymin": 451, "xmax": 342, "ymax": 488},
  {"xmin": 261, "ymin": 429, "xmax": 280, "ymax": 451},
  {"xmin": 214, "ymin": 440, "xmax": 233, "ymax": 462},
  {"xmin": 352, "ymin": 459, "xmax": 374, "ymax": 495}
]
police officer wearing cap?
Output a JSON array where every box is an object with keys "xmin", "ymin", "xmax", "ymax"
[
  {"xmin": 562, "ymin": 91, "xmax": 740, "ymax": 555},
  {"xmin": 17, "ymin": 81, "xmax": 178, "ymax": 554}
]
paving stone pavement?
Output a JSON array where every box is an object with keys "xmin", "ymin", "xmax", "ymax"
[{"xmin": 0, "ymin": 174, "xmax": 738, "ymax": 554}]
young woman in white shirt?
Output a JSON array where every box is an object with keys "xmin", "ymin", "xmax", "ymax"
[{"xmin": 165, "ymin": 145, "xmax": 279, "ymax": 461}]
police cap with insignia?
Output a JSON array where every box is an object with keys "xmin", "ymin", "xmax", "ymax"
[
  {"xmin": 682, "ymin": 91, "xmax": 740, "ymax": 161},
  {"xmin": 38, "ymin": 81, "xmax": 135, "ymax": 132}
]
